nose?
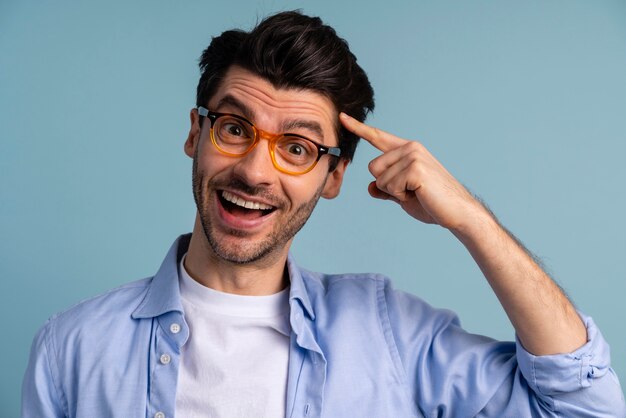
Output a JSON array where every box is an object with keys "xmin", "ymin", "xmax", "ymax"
[{"xmin": 231, "ymin": 139, "xmax": 277, "ymax": 187}]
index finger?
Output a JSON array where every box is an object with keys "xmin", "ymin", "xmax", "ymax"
[{"xmin": 339, "ymin": 112, "xmax": 406, "ymax": 152}]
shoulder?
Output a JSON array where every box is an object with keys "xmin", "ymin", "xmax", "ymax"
[
  {"xmin": 299, "ymin": 268, "xmax": 456, "ymax": 326},
  {"xmin": 50, "ymin": 277, "xmax": 152, "ymax": 320},
  {"xmin": 299, "ymin": 268, "xmax": 387, "ymax": 305},
  {"xmin": 41, "ymin": 277, "xmax": 153, "ymax": 341},
  {"xmin": 301, "ymin": 268, "xmax": 387, "ymax": 292},
  {"xmin": 299, "ymin": 267, "xmax": 428, "ymax": 304}
]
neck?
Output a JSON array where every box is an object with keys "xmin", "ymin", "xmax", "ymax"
[{"xmin": 183, "ymin": 218, "xmax": 290, "ymax": 296}]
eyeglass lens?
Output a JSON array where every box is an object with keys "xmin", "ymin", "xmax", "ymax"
[{"xmin": 213, "ymin": 115, "xmax": 320, "ymax": 173}]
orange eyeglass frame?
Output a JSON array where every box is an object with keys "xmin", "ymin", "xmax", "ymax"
[{"xmin": 198, "ymin": 107, "xmax": 341, "ymax": 175}]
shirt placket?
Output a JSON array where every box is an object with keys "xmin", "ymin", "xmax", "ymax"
[
  {"xmin": 287, "ymin": 304, "xmax": 327, "ymax": 418},
  {"xmin": 147, "ymin": 311, "xmax": 188, "ymax": 418}
]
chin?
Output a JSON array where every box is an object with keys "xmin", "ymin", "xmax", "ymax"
[{"xmin": 204, "ymin": 228, "xmax": 284, "ymax": 265}]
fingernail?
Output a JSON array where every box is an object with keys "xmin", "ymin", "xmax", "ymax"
[{"xmin": 339, "ymin": 112, "xmax": 352, "ymax": 121}]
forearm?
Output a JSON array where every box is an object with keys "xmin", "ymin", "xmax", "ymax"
[
  {"xmin": 338, "ymin": 114, "xmax": 589, "ymax": 355},
  {"xmin": 451, "ymin": 208, "xmax": 587, "ymax": 355}
]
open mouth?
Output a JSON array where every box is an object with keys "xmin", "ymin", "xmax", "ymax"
[{"xmin": 218, "ymin": 190, "xmax": 277, "ymax": 220}]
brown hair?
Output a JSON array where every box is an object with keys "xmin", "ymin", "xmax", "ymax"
[{"xmin": 195, "ymin": 10, "xmax": 375, "ymax": 164}]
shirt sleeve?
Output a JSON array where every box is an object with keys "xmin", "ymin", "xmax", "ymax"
[
  {"xmin": 21, "ymin": 320, "xmax": 66, "ymax": 418},
  {"xmin": 513, "ymin": 312, "xmax": 626, "ymax": 416},
  {"xmin": 382, "ymin": 281, "xmax": 626, "ymax": 418}
]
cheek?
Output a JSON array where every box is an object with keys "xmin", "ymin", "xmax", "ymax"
[
  {"xmin": 196, "ymin": 145, "xmax": 234, "ymax": 176},
  {"xmin": 282, "ymin": 174, "xmax": 327, "ymax": 204}
]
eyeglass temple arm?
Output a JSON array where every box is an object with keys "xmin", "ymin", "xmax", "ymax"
[{"xmin": 321, "ymin": 146, "xmax": 341, "ymax": 157}]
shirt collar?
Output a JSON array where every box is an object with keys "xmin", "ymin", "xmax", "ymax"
[
  {"xmin": 287, "ymin": 253, "xmax": 315, "ymax": 320},
  {"xmin": 132, "ymin": 233, "xmax": 316, "ymax": 320},
  {"xmin": 131, "ymin": 234, "xmax": 190, "ymax": 319}
]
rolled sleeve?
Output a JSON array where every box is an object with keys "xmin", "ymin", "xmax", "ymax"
[
  {"xmin": 516, "ymin": 313, "xmax": 609, "ymax": 395},
  {"xmin": 515, "ymin": 313, "xmax": 626, "ymax": 417}
]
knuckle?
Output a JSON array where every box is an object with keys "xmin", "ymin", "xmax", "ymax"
[
  {"xmin": 406, "ymin": 140, "xmax": 423, "ymax": 153},
  {"xmin": 375, "ymin": 177, "xmax": 387, "ymax": 191},
  {"xmin": 407, "ymin": 151, "xmax": 420, "ymax": 164},
  {"xmin": 372, "ymin": 127, "xmax": 383, "ymax": 139},
  {"xmin": 368, "ymin": 160, "xmax": 380, "ymax": 176},
  {"xmin": 389, "ymin": 186, "xmax": 403, "ymax": 196},
  {"xmin": 407, "ymin": 163, "xmax": 424, "ymax": 179},
  {"xmin": 384, "ymin": 178, "xmax": 403, "ymax": 196}
]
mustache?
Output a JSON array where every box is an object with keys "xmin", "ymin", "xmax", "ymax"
[{"xmin": 210, "ymin": 177, "xmax": 284, "ymax": 207}]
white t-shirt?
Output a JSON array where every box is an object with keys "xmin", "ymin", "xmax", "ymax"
[{"xmin": 176, "ymin": 255, "xmax": 291, "ymax": 418}]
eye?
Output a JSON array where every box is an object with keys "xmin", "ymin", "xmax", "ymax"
[
  {"xmin": 216, "ymin": 116, "xmax": 254, "ymax": 144},
  {"xmin": 223, "ymin": 122, "xmax": 245, "ymax": 137},
  {"xmin": 280, "ymin": 138, "xmax": 315, "ymax": 158},
  {"xmin": 276, "ymin": 137, "xmax": 318, "ymax": 167},
  {"xmin": 287, "ymin": 143, "xmax": 306, "ymax": 156}
]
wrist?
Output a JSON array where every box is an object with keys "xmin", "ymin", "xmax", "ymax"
[{"xmin": 449, "ymin": 204, "xmax": 502, "ymax": 246}]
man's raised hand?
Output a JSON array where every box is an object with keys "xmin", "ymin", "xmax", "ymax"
[{"xmin": 339, "ymin": 112, "xmax": 488, "ymax": 233}]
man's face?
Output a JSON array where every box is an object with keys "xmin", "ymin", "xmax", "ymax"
[{"xmin": 184, "ymin": 66, "xmax": 347, "ymax": 265}]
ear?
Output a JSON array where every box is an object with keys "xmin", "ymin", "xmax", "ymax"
[
  {"xmin": 321, "ymin": 158, "xmax": 349, "ymax": 199},
  {"xmin": 184, "ymin": 108, "xmax": 201, "ymax": 158}
]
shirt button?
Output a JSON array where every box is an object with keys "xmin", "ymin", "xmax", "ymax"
[
  {"xmin": 160, "ymin": 353, "xmax": 171, "ymax": 365},
  {"xmin": 154, "ymin": 412, "xmax": 165, "ymax": 418},
  {"xmin": 170, "ymin": 323, "xmax": 181, "ymax": 334}
]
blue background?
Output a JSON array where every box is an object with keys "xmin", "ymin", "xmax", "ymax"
[{"xmin": 2, "ymin": 0, "xmax": 625, "ymax": 415}]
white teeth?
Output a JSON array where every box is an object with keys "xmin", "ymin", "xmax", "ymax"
[{"xmin": 222, "ymin": 191, "xmax": 273, "ymax": 211}]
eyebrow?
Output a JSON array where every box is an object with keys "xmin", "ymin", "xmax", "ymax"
[
  {"xmin": 282, "ymin": 120, "xmax": 324, "ymax": 141},
  {"xmin": 215, "ymin": 95, "xmax": 256, "ymax": 120},
  {"xmin": 215, "ymin": 94, "xmax": 325, "ymax": 141}
]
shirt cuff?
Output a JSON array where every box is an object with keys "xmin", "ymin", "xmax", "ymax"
[{"xmin": 515, "ymin": 312, "xmax": 611, "ymax": 396}]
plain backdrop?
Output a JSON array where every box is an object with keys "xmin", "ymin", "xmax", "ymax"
[{"xmin": 2, "ymin": 0, "xmax": 625, "ymax": 415}]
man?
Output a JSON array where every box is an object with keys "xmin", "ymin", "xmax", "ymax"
[{"xmin": 22, "ymin": 11, "xmax": 625, "ymax": 418}]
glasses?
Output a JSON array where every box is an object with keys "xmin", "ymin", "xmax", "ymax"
[{"xmin": 198, "ymin": 107, "xmax": 341, "ymax": 175}]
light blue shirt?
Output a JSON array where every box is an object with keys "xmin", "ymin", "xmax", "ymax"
[{"xmin": 22, "ymin": 234, "xmax": 626, "ymax": 417}]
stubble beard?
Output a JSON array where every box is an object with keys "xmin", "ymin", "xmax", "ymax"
[{"xmin": 191, "ymin": 155, "xmax": 325, "ymax": 265}]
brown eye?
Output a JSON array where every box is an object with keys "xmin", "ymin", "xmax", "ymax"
[
  {"xmin": 287, "ymin": 143, "xmax": 306, "ymax": 156},
  {"xmin": 217, "ymin": 117, "xmax": 254, "ymax": 145},
  {"xmin": 276, "ymin": 137, "xmax": 318, "ymax": 168},
  {"xmin": 223, "ymin": 123, "xmax": 245, "ymax": 137}
]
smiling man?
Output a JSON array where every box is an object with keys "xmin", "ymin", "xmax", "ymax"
[
  {"xmin": 22, "ymin": 11, "xmax": 625, "ymax": 418},
  {"xmin": 185, "ymin": 67, "xmax": 347, "ymax": 282}
]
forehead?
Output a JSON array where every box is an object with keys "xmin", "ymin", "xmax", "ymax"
[{"xmin": 209, "ymin": 66, "xmax": 337, "ymax": 136}]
